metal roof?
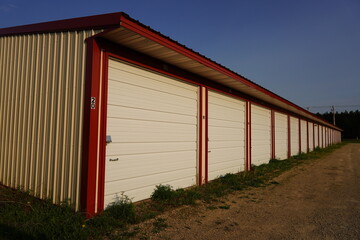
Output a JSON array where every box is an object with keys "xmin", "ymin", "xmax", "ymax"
[{"xmin": 0, "ymin": 12, "xmax": 341, "ymax": 130}]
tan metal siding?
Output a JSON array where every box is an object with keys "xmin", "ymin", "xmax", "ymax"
[{"xmin": 0, "ymin": 30, "xmax": 101, "ymax": 210}]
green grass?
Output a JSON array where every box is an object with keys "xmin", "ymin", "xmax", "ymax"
[
  {"xmin": 0, "ymin": 142, "xmax": 346, "ymax": 239},
  {"xmin": 342, "ymin": 139, "xmax": 360, "ymax": 143}
]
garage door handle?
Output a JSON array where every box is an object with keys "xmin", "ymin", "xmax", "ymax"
[
  {"xmin": 109, "ymin": 158, "xmax": 119, "ymax": 162},
  {"xmin": 208, "ymin": 150, "xmax": 211, "ymax": 153}
]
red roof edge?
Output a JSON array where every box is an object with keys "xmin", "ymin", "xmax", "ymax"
[
  {"xmin": 119, "ymin": 15, "xmax": 341, "ymax": 131},
  {"xmin": 0, "ymin": 12, "xmax": 126, "ymax": 36}
]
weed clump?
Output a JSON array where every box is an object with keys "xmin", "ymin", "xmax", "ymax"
[
  {"xmin": 105, "ymin": 194, "xmax": 136, "ymax": 223},
  {"xmin": 151, "ymin": 185, "xmax": 200, "ymax": 206}
]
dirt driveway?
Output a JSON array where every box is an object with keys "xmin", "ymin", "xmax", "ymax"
[{"xmin": 134, "ymin": 144, "xmax": 360, "ymax": 239}]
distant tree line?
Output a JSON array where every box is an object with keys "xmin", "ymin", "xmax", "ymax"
[{"xmin": 316, "ymin": 110, "xmax": 360, "ymax": 139}]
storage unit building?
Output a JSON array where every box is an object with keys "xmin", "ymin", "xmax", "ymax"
[{"xmin": 0, "ymin": 12, "xmax": 342, "ymax": 217}]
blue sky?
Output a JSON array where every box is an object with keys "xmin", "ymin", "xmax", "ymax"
[{"xmin": 1, "ymin": 0, "xmax": 359, "ymax": 113}]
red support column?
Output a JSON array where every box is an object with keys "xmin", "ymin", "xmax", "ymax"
[
  {"xmin": 81, "ymin": 38, "xmax": 102, "ymax": 218},
  {"xmin": 246, "ymin": 102, "xmax": 252, "ymax": 170},
  {"xmin": 298, "ymin": 118, "xmax": 301, "ymax": 154},
  {"xmin": 287, "ymin": 115, "xmax": 291, "ymax": 158},
  {"xmin": 204, "ymin": 89, "xmax": 209, "ymax": 183},
  {"xmin": 271, "ymin": 110, "xmax": 275, "ymax": 159}
]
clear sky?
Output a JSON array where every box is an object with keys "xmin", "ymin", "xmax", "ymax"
[{"xmin": 1, "ymin": 0, "xmax": 359, "ymax": 113}]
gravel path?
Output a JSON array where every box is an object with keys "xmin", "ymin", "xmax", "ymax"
[{"xmin": 134, "ymin": 143, "xmax": 360, "ymax": 240}]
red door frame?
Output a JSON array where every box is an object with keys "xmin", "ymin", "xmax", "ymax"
[{"xmin": 81, "ymin": 37, "xmax": 102, "ymax": 218}]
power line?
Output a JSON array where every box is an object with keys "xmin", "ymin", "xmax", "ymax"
[
  {"xmin": 306, "ymin": 105, "xmax": 360, "ymax": 126},
  {"xmin": 306, "ymin": 105, "xmax": 360, "ymax": 109}
]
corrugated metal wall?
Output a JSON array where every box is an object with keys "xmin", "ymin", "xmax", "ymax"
[{"xmin": 0, "ymin": 30, "xmax": 101, "ymax": 210}]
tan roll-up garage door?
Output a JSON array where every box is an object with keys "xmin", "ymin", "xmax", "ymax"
[
  {"xmin": 290, "ymin": 116, "xmax": 299, "ymax": 156},
  {"xmin": 319, "ymin": 126, "xmax": 323, "ymax": 147},
  {"xmin": 208, "ymin": 91, "xmax": 246, "ymax": 181},
  {"xmin": 251, "ymin": 104, "xmax": 271, "ymax": 165},
  {"xmin": 104, "ymin": 59, "xmax": 198, "ymax": 207},
  {"xmin": 314, "ymin": 124, "xmax": 319, "ymax": 148},
  {"xmin": 300, "ymin": 120, "xmax": 307, "ymax": 153},
  {"xmin": 308, "ymin": 122, "xmax": 314, "ymax": 151},
  {"xmin": 274, "ymin": 112, "xmax": 288, "ymax": 160}
]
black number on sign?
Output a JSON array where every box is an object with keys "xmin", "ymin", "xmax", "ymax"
[{"xmin": 91, "ymin": 97, "xmax": 96, "ymax": 109}]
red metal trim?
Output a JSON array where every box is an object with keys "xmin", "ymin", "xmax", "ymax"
[
  {"xmin": 81, "ymin": 38, "xmax": 102, "ymax": 218},
  {"xmin": 0, "ymin": 12, "xmax": 124, "ymax": 36},
  {"xmin": 1, "ymin": 11, "xmax": 339, "ymax": 131},
  {"xmin": 96, "ymin": 52, "xmax": 109, "ymax": 213},
  {"xmin": 96, "ymin": 38, "xmax": 340, "ymax": 132},
  {"xmin": 298, "ymin": 118, "xmax": 301, "ymax": 154},
  {"xmin": 248, "ymin": 102, "xmax": 252, "ymax": 170},
  {"xmin": 119, "ymin": 15, "xmax": 339, "ymax": 131},
  {"xmin": 205, "ymin": 88, "xmax": 209, "ymax": 183},
  {"xmin": 271, "ymin": 110, "xmax": 275, "ymax": 159},
  {"xmin": 99, "ymin": 39, "xmax": 279, "ymax": 113},
  {"xmin": 245, "ymin": 101, "xmax": 252, "ymax": 170},
  {"xmin": 245, "ymin": 102, "xmax": 249, "ymax": 171},
  {"xmin": 287, "ymin": 115, "xmax": 291, "ymax": 158},
  {"xmin": 198, "ymin": 87, "xmax": 203, "ymax": 185}
]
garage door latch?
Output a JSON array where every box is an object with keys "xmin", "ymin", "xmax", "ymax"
[{"xmin": 109, "ymin": 158, "xmax": 119, "ymax": 162}]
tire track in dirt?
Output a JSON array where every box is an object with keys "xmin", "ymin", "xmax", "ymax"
[{"xmin": 133, "ymin": 144, "xmax": 360, "ymax": 240}]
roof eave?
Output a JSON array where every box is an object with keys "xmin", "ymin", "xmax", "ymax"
[{"xmin": 0, "ymin": 12, "xmax": 125, "ymax": 36}]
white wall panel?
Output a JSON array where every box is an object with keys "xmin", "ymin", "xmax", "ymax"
[
  {"xmin": 208, "ymin": 91, "xmax": 245, "ymax": 180},
  {"xmin": 274, "ymin": 112, "xmax": 288, "ymax": 160},
  {"xmin": 290, "ymin": 117, "xmax": 299, "ymax": 156},
  {"xmin": 300, "ymin": 120, "xmax": 307, "ymax": 153},
  {"xmin": 105, "ymin": 59, "xmax": 198, "ymax": 207},
  {"xmin": 251, "ymin": 105, "xmax": 271, "ymax": 165}
]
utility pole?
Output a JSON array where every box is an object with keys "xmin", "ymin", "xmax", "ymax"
[{"xmin": 306, "ymin": 104, "xmax": 360, "ymax": 126}]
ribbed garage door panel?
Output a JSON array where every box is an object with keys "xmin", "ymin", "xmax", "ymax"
[
  {"xmin": 274, "ymin": 112, "xmax": 288, "ymax": 160},
  {"xmin": 300, "ymin": 120, "xmax": 307, "ymax": 153},
  {"xmin": 290, "ymin": 117, "xmax": 299, "ymax": 156},
  {"xmin": 105, "ymin": 59, "xmax": 198, "ymax": 207},
  {"xmin": 208, "ymin": 91, "xmax": 245, "ymax": 180},
  {"xmin": 314, "ymin": 124, "xmax": 319, "ymax": 148},
  {"xmin": 308, "ymin": 122, "xmax": 314, "ymax": 151},
  {"xmin": 319, "ymin": 126, "xmax": 323, "ymax": 147},
  {"xmin": 251, "ymin": 105, "xmax": 271, "ymax": 165}
]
